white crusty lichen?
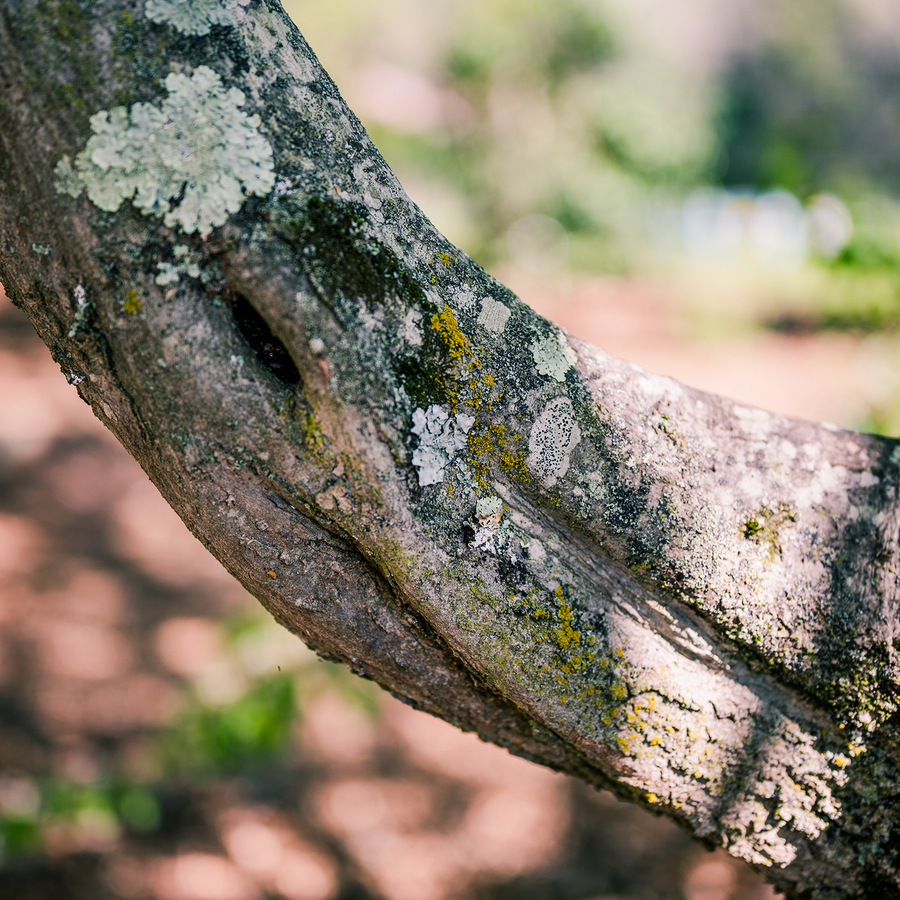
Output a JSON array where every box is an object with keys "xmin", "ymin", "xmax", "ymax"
[
  {"xmin": 719, "ymin": 718, "xmax": 849, "ymax": 867},
  {"xmin": 477, "ymin": 297, "xmax": 511, "ymax": 334},
  {"xmin": 68, "ymin": 284, "xmax": 88, "ymax": 337},
  {"xmin": 401, "ymin": 309, "xmax": 423, "ymax": 346},
  {"xmin": 527, "ymin": 396, "xmax": 581, "ymax": 487},
  {"xmin": 56, "ymin": 66, "xmax": 274, "ymax": 235},
  {"xmin": 411, "ymin": 405, "xmax": 475, "ymax": 486},
  {"xmin": 145, "ymin": 0, "xmax": 250, "ymax": 35},
  {"xmin": 531, "ymin": 331, "xmax": 577, "ymax": 382}
]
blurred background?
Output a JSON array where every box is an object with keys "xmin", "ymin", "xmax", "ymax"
[
  {"xmin": 293, "ymin": 0, "xmax": 900, "ymax": 433},
  {"xmin": 4, "ymin": 0, "xmax": 900, "ymax": 897}
]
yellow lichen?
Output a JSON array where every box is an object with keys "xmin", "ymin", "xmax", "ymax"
[
  {"xmin": 124, "ymin": 289, "xmax": 142, "ymax": 314},
  {"xmin": 431, "ymin": 304, "xmax": 475, "ymax": 362},
  {"xmin": 551, "ymin": 588, "xmax": 581, "ymax": 650}
]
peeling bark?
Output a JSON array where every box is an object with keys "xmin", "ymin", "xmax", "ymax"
[{"xmin": 1, "ymin": 3, "xmax": 899, "ymax": 896}]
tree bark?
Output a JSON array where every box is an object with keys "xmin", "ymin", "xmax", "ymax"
[{"xmin": 1, "ymin": 2, "xmax": 898, "ymax": 896}]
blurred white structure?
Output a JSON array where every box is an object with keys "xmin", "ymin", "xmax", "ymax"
[
  {"xmin": 681, "ymin": 188, "xmax": 852, "ymax": 269},
  {"xmin": 807, "ymin": 193, "xmax": 854, "ymax": 257}
]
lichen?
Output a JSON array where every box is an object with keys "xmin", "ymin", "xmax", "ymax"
[
  {"xmin": 551, "ymin": 588, "xmax": 581, "ymax": 650},
  {"xmin": 67, "ymin": 284, "xmax": 88, "ymax": 337},
  {"xmin": 470, "ymin": 496, "xmax": 507, "ymax": 554},
  {"xmin": 56, "ymin": 66, "xmax": 274, "ymax": 234},
  {"xmin": 124, "ymin": 289, "xmax": 142, "ymax": 314},
  {"xmin": 476, "ymin": 297, "xmax": 511, "ymax": 334},
  {"xmin": 527, "ymin": 396, "xmax": 582, "ymax": 487},
  {"xmin": 144, "ymin": 0, "xmax": 250, "ymax": 36},
  {"xmin": 474, "ymin": 496, "xmax": 502, "ymax": 520},
  {"xmin": 431, "ymin": 304, "xmax": 474, "ymax": 362},
  {"xmin": 401, "ymin": 308, "xmax": 423, "ymax": 346},
  {"xmin": 531, "ymin": 330, "xmax": 576, "ymax": 382},
  {"xmin": 411, "ymin": 405, "xmax": 475, "ymax": 486},
  {"xmin": 719, "ymin": 718, "xmax": 849, "ymax": 867},
  {"xmin": 156, "ymin": 244, "xmax": 203, "ymax": 285}
]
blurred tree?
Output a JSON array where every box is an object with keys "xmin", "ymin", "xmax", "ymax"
[
  {"xmin": 717, "ymin": 0, "xmax": 900, "ymax": 198},
  {"xmin": 1, "ymin": 2, "xmax": 899, "ymax": 898}
]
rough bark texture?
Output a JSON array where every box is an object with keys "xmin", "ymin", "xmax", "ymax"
[{"xmin": 1, "ymin": 2, "xmax": 899, "ymax": 897}]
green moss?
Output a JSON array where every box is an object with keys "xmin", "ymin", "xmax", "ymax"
[
  {"xmin": 19, "ymin": 1, "xmax": 100, "ymax": 126},
  {"xmin": 274, "ymin": 195, "xmax": 426, "ymax": 322},
  {"xmin": 393, "ymin": 336, "xmax": 451, "ymax": 410},
  {"xmin": 110, "ymin": 9, "xmax": 171, "ymax": 105},
  {"xmin": 36, "ymin": 0, "xmax": 92, "ymax": 49},
  {"xmin": 741, "ymin": 502, "xmax": 796, "ymax": 560},
  {"xmin": 743, "ymin": 518, "xmax": 763, "ymax": 539},
  {"xmin": 300, "ymin": 408, "xmax": 331, "ymax": 466}
]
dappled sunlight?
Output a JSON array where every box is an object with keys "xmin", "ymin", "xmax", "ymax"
[
  {"xmin": 155, "ymin": 618, "xmax": 225, "ymax": 678},
  {"xmin": 152, "ymin": 853, "xmax": 258, "ymax": 900},
  {"xmin": 501, "ymin": 266, "xmax": 895, "ymax": 427}
]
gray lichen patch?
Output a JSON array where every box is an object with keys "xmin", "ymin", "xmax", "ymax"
[
  {"xmin": 527, "ymin": 396, "xmax": 582, "ymax": 487},
  {"xmin": 476, "ymin": 297, "xmax": 511, "ymax": 334},
  {"xmin": 56, "ymin": 66, "xmax": 274, "ymax": 234},
  {"xmin": 144, "ymin": 0, "xmax": 250, "ymax": 36},
  {"xmin": 155, "ymin": 244, "xmax": 203, "ymax": 285}
]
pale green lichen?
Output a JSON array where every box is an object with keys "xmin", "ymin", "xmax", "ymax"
[
  {"xmin": 55, "ymin": 66, "xmax": 274, "ymax": 234},
  {"xmin": 67, "ymin": 284, "xmax": 88, "ymax": 337},
  {"xmin": 145, "ymin": 0, "xmax": 250, "ymax": 36},
  {"xmin": 474, "ymin": 496, "xmax": 502, "ymax": 519},
  {"xmin": 531, "ymin": 331, "xmax": 576, "ymax": 381},
  {"xmin": 470, "ymin": 496, "xmax": 507, "ymax": 554},
  {"xmin": 156, "ymin": 244, "xmax": 202, "ymax": 285}
]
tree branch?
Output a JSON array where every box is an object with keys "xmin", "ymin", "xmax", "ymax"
[{"xmin": 1, "ymin": 2, "xmax": 898, "ymax": 896}]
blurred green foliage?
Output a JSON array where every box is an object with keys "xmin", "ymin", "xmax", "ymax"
[
  {"xmin": 0, "ymin": 780, "xmax": 162, "ymax": 862},
  {"xmin": 287, "ymin": 0, "xmax": 900, "ymax": 280},
  {"xmin": 0, "ymin": 814, "xmax": 41, "ymax": 860},
  {"xmin": 157, "ymin": 606, "xmax": 379, "ymax": 778},
  {"xmin": 0, "ymin": 607, "xmax": 382, "ymax": 860},
  {"xmin": 285, "ymin": 0, "xmax": 900, "ymax": 432},
  {"xmin": 158, "ymin": 673, "xmax": 297, "ymax": 778}
]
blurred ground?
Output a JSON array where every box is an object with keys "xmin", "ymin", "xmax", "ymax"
[{"xmin": 10, "ymin": 268, "xmax": 872, "ymax": 900}]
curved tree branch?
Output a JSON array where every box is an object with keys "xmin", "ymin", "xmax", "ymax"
[{"xmin": 1, "ymin": 2, "xmax": 898, "ymax": 896}]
